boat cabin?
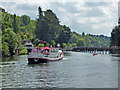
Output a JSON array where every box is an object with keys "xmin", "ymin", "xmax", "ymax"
[{"xmin": 43, "ymin": 47, "xmax": 50, "ymax": 55}]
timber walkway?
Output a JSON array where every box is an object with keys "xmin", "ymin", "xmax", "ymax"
[{"xmin": 71, "ymin": 46, "xmax": 120, "ymax": 54}]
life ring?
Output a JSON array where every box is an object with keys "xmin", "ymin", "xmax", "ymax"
[{"xmin": 34, "ymin": 58, "xmax": 38, "ymax": 62}]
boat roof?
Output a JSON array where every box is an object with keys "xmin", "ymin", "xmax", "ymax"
[{"xmin": 43, "ymin": 46, "xmax": 50, "ymax": 49}]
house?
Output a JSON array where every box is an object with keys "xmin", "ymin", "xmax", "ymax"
[{"xmin": 15, "ymin": 39, "xmax": 34, "ymax": 55}]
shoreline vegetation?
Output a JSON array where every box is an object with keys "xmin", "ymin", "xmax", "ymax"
[{"xmin": 0, "ymin": 6, "xmax": 119, "ymax": 57}]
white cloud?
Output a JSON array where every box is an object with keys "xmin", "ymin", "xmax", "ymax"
[
  {"xmin": 58, "ymin": 7, "xmax": 66, "ymax": 12},
  {"xmin": 0, "ymin": 0, "xmax": 118, "ymax": 36}
]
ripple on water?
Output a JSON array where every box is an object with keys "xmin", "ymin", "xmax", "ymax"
[{"xmin": 1, "ymin": 53, "xmax": 119, "ymax": 88}]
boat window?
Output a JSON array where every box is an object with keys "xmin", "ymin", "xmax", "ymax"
[
  {"xmin": 26, "ymin": 45, "xmax": 32, "ymax": 47},
  {"xmin": 45, "ymin": 49, "xmax": 49, "ymax": 52}
]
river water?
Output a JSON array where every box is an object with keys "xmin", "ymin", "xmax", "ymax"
[{"xmin": 0, "ymin": 51, "xmax": 119, "ymax": 88}]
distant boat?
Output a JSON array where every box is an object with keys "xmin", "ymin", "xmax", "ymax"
[
  {"xmin": 28, "ymin": 46, "xmax": 64, "ymax": 64},
  {"xmin": 93, "ymin": 53, "xmax": 97, "ymax": 56}
]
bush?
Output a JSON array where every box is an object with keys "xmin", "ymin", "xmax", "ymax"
[{"xmin": 20, "ymin": 46, "xmax": 27, "ymax": 55}]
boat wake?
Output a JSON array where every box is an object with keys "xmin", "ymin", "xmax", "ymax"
[{"xmin": 62, "ymin": 57, "xmax": 70, "ymax": 61}]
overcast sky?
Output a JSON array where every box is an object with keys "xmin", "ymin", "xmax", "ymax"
[{"xmin": 0, "ymin": 0, "xmax": 119, "ymax": 36}]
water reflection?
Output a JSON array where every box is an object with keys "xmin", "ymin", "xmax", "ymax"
[
  {"xmin": 2, "ymin": 56, "xmax": 18, "ymax": 62},
  {"xmin": 111, "ymin": 54, "xmax": 120, "ymax": 57},
  {"xmin": 111, "ymin": 54, "xmax": 120, "ymax": 61},
  {"xmin": 27, "ymin": 63, "xmax": 53, "ymax": 88}
]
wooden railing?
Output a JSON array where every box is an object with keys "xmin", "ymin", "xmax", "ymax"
[{"xmin": 71, "ymin": 46, "xmax": 120, "ymax": 54}]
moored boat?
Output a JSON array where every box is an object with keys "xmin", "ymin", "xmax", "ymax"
[{"xmin": 28, "ymin": 46, "xmax": 64, "ymax": 64}]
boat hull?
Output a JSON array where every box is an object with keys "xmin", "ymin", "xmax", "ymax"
[{"xmin": 28, "ymin": 55, "xmax": 63, "ymax": 64}]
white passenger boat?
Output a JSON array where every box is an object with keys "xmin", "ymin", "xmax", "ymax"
[{"xmin": 28, "ymin": 46, "xmax": 64, "ymax": 64}]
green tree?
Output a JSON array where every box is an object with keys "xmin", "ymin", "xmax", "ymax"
[
  {"xmin": 50, "ymin": 40, "xmax": 55, "ymax": 47},
  {"xmin": 38, "ymin": 44, "xmax": 44, "ymax": 47},
  {"xmin": 77, "ymin": 38, "xmax": 86, "ymax": 46},
  {"xmin": 71, "ymin": 43, "xmax": 76, "ymax": 47},
  {"xmin": 16, "ymin": 32, "xmax": 22, "ymax": 45},
  {"xmin": 63, "ymin": 43, "xmax": 66, "ymax": 48},
  {"xmin": 57, "ymin": 25, "xmax": 72, "ymax": 45},
  {"xmin": 66, "ymin": 43, "xmax": 70, "ymax": 49},
  {"xmin": 2, "ymin": 42, "xmax": 10, "ymax": 56},
  {"xmin": 110, "ymin": 26, "xmax": 120, "ymax": 47},
  {"xmin": 13, "ymin": 14, "xmax": 18, "ymax": 33},
  {"xmin": 83, "ymin": 35, "xmax": 91, "ymax": 46},
  {"xmin": 35, "ymin": 7, "xmax": 61, "ymax": 42},
  {"xmin": 82, "ymin": 32, "xmax": 85, "ymax": 36},
  {"xmin": 46, "ymin": 43, "xmax": 49, "ymax": 47},
  {"xmin": 19, "ymin": 27, "xmax": 27, "ymax": 33},
  {"xmin": 21, "ymin": 15, "xmax": 30, "ymax": 26},
  {"xmin": 2, "ymin": 28, "xmax": 17, "ymax": 56},
  {"xmin": 20, "ymin": 45, "xmax": 27, "ymax": 55},
  {"xmin": 69, "ymin": 34, "xmax": 78, "ymax": 44}
]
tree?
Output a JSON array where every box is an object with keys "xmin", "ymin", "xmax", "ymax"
[
  {"xmin": 21, "ymin": 15, "xmax": 30, "ymax": 26},
  {"xmin": 77, "ymin": 38, "xmax": 86, "ymax": 46},
  {"xmin": 38, "ymin": 44, "xmax": 44, "ymax": 47},
  {"xmin": 35, "ymin": 7, "xmax": 61, "ymax": 42},
  {"xmin": 20, "ymin": 45, "xmax": 27, "ymax": 55},
  {"xmin": 16, "ymin": 32, "xmax": 22, "ymax": 45},
  {"xmin": 2, "ymin": 42, "xmax": 10, "ymax": 56},
  {"xmin": 38, "ymin": 6, "xmax": 43, "ymax": 19},
  {"xmin": 46, "ymin": 43, "xmax": 49, "ymax": 47},
  {"xmin": 82, "ymin": 32, "xmax": 85, "ymax": 36},
  {"xmin": 2, "ymin": 28, "xmax": 17, "ymax": 56},
  {"xmin": 50, "ymin": 40, "xmax": 55, "ymax": 47},
  {"xmin": 71, "ymin": 43, "xmax": 76, "ymax": 47},
  {"xmin": 110, "ymin": 26, "xmax": 120, "ymax": 47},
  {"xmin": 83, "ymin": 35, "xmax": 91, "ymax": 46},
  {"xmin": 13, "ymin": 14, "xmax": 18, "ymax": 33},
  {"xmin": 69, "ymin": 34, "xmax": 78, "ymax": 44},
  {"xmin": 62, "ymin": 43, "xmax": 66, "ymax": 48},
  {"xmin": 57, "ymin": 25, "xmax": 72, "ymax": 45},
  {"xmin": 0, "ymin": 29, "xmax": 1, "ymax": 57}
]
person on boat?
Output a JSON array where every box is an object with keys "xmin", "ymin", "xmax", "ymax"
[
  {"xmin": 32, "ymin": 48, "xmax": 36, "ymax": 52},
  {"xmin": 41, "ymin": 48, "xmax": 44, "ymax": 53},
  {"xmin": 44, "ymin": 49, "xmax": 50, "ymax": 55},
  {"xmin": 39, "ymin": 47, "xmax": 41, "ymax": 50},
  {"xmin": 50, "ymin": 45, "xmax": 52, "ymax": 48},
  {"xmin": 58, "ymin": 49, "xmax": 62, "ymax": 56}
]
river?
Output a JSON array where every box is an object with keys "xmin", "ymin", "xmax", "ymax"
[{"xmin": 0, "ymin": 51, "xmax": 119, "ymax": 88}]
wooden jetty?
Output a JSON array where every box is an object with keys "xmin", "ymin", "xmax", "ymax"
[{"xmin": 72, "ymin": 46, "xmax": 120, "ymax": 54}]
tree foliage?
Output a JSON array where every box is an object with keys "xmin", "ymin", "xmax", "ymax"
[
  {"xmin": 77, "ymin": 38, "xmax": 86, "ymax": 46},
  {"xmin": 13, "ymin": 14, "xmax": 18, "ymax": 33},
  {"xmin": 35, "ymin": 7, "xmax": 62, "ymax": 42},
  {"xmin": 57, "ymin": 25, "xmax": 72, "ymax": 46},
  {"xmin": 1, "ymin": 7, "xmax": 35, "ymax": 57},
  {"xmin": 110, "ymin": 25, "xmax": 120, "ymax": 47},
  {"xmin": 69, "ymin": 32, "xmax": 110, "ymax": 47},
  {"xmin": 21, "ymin": 15, "xmax": 30, "ymax": 26},
  {"xmin": 38, "ymin": 44, "xmax": 44, "ymax": 47},
  {"xmin": 2, "ymin": 28, "xmax": 17, "ymax": 56},
  {"xmin": 1, "ymin": 6, "xmax": 110, "ymax": 57},
  {"xmin": 2, "ymin": 42, "xmax": 10, "ymax": 56}
]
